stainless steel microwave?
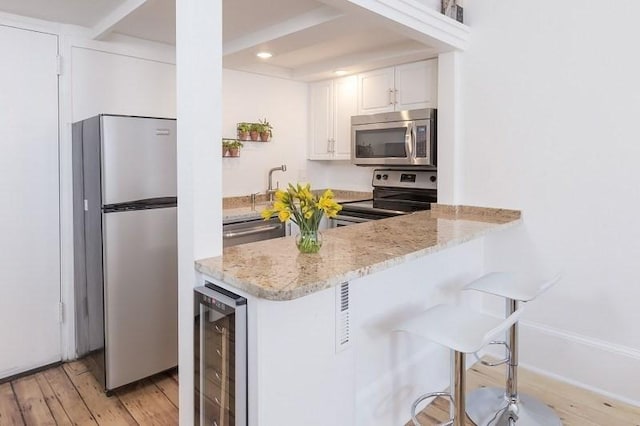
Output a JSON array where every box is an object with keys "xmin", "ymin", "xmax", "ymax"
[{"xmin": 351, "ymin": 108, "xmax": 436, "ymax": 166}]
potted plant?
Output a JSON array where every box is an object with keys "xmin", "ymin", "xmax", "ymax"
[
  {"xmin": 260, "ymin": 184, "xmax": 341, "ymax": 253},
  {"xmin": 249, "ymin": 123, "xmax": 261, "ymax": 141},
  {"xmin": 237, "ymin": 123, "xmax": 251, "ymax": 141},
  {"xmin": 222, "ymin": 138, "xmax": 233, "ymax": 157},
  {"xmin": 258, "ymin": 118, "xmax": 273, "ymax": 142},
  {"xmin": 227, "ymin": 140, "xmax": 243, "ymax": 157}
]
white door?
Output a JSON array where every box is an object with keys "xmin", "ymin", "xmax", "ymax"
[
  {"xmin": 0, "ymin": 26, "xmax": 61, "ymax": 378},
  {"xmin": 357, "ymin": 67, "xmax": 395, "ymax": 115}
]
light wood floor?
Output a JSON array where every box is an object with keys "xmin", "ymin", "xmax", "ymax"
[
  {"xmin": 0, "ymin": 359, "xmax": 178, "ymax": 425},
  {"xmin": 408, "ymin": 359, "xmax": 640, "ymax": 426},
  {"xmin": 1, "ymin": 357, "xmax": 639, "ymax": 425}
]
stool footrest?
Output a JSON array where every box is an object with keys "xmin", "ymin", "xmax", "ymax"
[
  {"xmin": 411, "ymin": 391, "xmax": 454, "ymax": 426},
  {"xmin": 473, "ymin": 340, "xmax": 510, "ymax": 367}
]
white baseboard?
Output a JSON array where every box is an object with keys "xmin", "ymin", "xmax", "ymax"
[{"xmin": 484, "ymin": 319, "xmax": 640, "ymax": 408}]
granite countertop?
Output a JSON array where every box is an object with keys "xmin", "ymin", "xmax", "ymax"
[
  {"xmin": 196, "ymin": 204, "xmax": 522, "ymax": 301},
  {"xmin": 222, "ymin": 190, "xmax": 372, "ymax": 223}
]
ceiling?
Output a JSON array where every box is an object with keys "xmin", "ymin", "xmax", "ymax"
[{"xmin": 0, "ymin": 0, "xmax": 437, "ymax": 81}]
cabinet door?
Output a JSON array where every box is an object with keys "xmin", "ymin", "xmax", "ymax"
[
  {"xmin": 394, "ymin": 59, "xmax": 438, "ymax": 110},
  {"xmin": 357, "ymin": 67, "xmax": 395, "ymax": 115},
  {"xmin": 333, "ymin": 76, "xmax": 357, "ymax": 160},
  {"xmin": 308, "ymin": 80, "xmax": 334, "ymax": 160}
]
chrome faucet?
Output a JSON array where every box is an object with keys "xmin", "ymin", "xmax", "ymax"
[
  {"xmin": 267, "ymin": 164, "xmax": 287, "ymax": 202},
  {"xmin": 250, "ymin": 192, "xmax": 261, "ymax": 211}
]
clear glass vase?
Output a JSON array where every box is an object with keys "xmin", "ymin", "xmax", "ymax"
[{"xmin": 296, "ymin": 229, "xmax": 323, "ymax": 253}]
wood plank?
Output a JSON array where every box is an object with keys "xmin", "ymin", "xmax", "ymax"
[
  {"xmin": 151, "ymin": 372, "xmax": 179, "ymax": 409},
  {"xmin": 61, "ymin": 364, "xmax": 137, "ymax": 425},
  {"xmin": 116, "ymin": 379, "xmax": 178, "ymax": 426},
  {"xmin": 12, "ymin": 376, "xmax": 55, "ymax": 425},
  {"xmin": 0, "ymin": 382, "xmax": 24, "ymax": 426},
  {"xmin": 34, "ymin": 373, "xmax": 72, "ymax": 426},
  {"xmin": 41, "ymin": 366, "xmax": 97, "ymax": 425},
  {"xmin": 63, "ymin": 360, "xmax": 91, "ymax": 377}
]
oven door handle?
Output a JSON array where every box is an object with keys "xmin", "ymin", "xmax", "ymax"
[{"xmin": 334, "ymin": 215, "xmax": 371, "ymax": 223}]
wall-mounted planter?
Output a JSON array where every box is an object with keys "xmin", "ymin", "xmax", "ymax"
[
  {"xmin": 222, "ymin": 138, "xmax": 243, "ymax": 157},
  {"xmin": 236, "ymin": 119, "xmax": 273, "ymax": 142}
]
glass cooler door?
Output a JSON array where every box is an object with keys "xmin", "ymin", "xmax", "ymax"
[{"xmin": 195, "ymin": 284, "xmax": 247, "ymax": 426}]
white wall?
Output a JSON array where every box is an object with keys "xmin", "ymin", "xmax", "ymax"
[
  {"xmin": 462, "ymin": 0, "xmax": 640, "ymax": 404},
  {"xmin": 307, "ymin": 161, "xmax": 374, "ymax": 192},
  {"xmin": 221, "ymin": 69, "xmax": 308, "ymax": 196},
  {"xmin": 71, "ymin": 47, "xmax": 176, "ymax": 121}
]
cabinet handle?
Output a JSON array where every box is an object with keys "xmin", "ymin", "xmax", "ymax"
[
  {"xmin": 327, "ymin": 139, "xmax": 332, "ymax": 153},
  {"xmin": 394, "ymin": 89, "xmax": 399, "ymax": 105},
  {"xmin": 331, "ymin": 138, "xmax": 335, "ymax": 153},
  {"xmin": 388, "ymin": 89, "xmax": 394, "ymax": 105}
]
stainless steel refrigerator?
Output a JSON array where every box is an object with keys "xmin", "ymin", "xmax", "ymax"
[{"xmin": 73, "ymin": 114, "xmax": 178, "ymax": 391}]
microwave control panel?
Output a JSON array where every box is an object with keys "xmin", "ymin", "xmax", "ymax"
[{"xmin": 415, "ymin": 125, "xmax": 428, "ymax": 158}]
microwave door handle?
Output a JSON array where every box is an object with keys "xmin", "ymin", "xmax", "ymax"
[{"xmin": 405, "ymin": 123, "xmax": 414, "ymax": 159}]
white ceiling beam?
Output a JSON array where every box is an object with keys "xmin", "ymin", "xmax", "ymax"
[
  {"xmin": 316, "ymin": 0, "xmax": 469, "ymax": 51},
  {"xmin": 223, "ymin": 5, "xmax": 344, "ymax": 56},
  {"xmin": 91, "ymin": 0, "xmax": 148, "ymax": 40},
  {"xmin": 292, "ymin": 43, "xmax": 437, "ymax": 81}
]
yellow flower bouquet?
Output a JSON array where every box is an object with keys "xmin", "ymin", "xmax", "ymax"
[{"xmin": 261, "ymin": 184, "xmax": 342, "ymax": 253}]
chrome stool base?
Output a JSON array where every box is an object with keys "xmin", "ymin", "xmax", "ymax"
[{"xmin": 466, "ymin": 387, "xmax": 563, "ymax": 426}]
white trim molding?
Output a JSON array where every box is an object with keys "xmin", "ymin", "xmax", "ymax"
[{"xmin": 485, "ymin": 319, "xmax": 640, "ymax": 407}]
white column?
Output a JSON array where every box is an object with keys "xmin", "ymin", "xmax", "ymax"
[
  {"xmin": 437, "ymin": 51, "xmax": 463, "ymax": 204},
  {"xmin": 176, "ymin": 1, "xmax": 222, "ymax": 424}
]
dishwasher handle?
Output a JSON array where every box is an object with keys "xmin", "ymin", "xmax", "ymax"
[{"xmin": 223, "ymin": 223, "xmax": 283, "ymax": 239}]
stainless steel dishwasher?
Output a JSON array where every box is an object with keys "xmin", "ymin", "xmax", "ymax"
[{"xmin": 223, "ymin": 216, "xmax": 285, "ymax": 248}]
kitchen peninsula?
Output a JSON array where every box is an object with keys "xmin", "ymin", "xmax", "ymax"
[{"xmin": 195, "ymin": 205, "xmax": 521, "ymax": 425}]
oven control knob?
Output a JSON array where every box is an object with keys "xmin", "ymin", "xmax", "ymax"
[
  {"xmin": 382, "ymin": 174, "xmax": 388, "ymax": 180},
  {"xmin": 430, "ymin": 176, "xmax": 437, "ymax": 182},
  {"xmin": 376, "ymin": 174, "xmax": 382, "ymax": 180}
]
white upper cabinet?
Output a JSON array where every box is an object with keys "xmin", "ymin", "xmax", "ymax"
[
  {"xmin": 357, "ymin": 59, "xmax": 438, "ymax": 114},
  {"xmin": 333, "ymin": 76, "xmax": 357, "ymax": 159},
  {"xmin": 395, "ymin": 60, "xmax": 438, "ymax": 111},
  {"xmin": 309, "ymin": 80, "xmax": 334, "ymax": 160},
  {"xmin": 356, "ymin": 67, "xmax": 396, "ymax": 115},
  {"xmin": 308, "ymin": 76, "xmax": 357, "ymax": 160}
]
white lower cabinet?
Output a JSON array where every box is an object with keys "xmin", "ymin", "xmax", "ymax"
[{"xmin": 308, "ymin": 76, "xmax": 357, "ymax": 160}]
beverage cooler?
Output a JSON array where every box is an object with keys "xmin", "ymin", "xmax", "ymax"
[{"xmin": 194, "ymin": 283, "xmax": 247, "ymax": 426}]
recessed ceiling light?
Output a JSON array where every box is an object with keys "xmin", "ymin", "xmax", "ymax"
[
  {"xmin": 334, "ymin": 70, "xmax": 348, "ymax": 76},
  {"xmin": 256, "ymin": 52, "xmax": 272, "ymax": 59}
]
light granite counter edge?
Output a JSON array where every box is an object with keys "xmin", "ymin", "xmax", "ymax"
[{"xmin": 196, "ymin": 208, "xmax": 522, "ymax": 301}]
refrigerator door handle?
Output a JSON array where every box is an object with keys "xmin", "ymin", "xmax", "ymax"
[{"xmin": 103, "ymin": 196, "xmax": 177, "ymax": 213}]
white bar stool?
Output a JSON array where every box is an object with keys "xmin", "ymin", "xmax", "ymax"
[
  {"xmin": 398, "ymin": 303, "xmax": 525, "ymax": 426},
  {"xmin": 463, "ymin": 272, "xmax": 561, "ymax": 426}
]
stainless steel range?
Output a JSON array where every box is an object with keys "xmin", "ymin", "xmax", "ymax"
[{"xmin": 332, "ymin": 168, "xmax": 437, "ymax": 227}]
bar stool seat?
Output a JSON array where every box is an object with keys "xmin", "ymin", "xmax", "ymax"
[
  {"xmin": 463, "ymin": 272, "xmax": 561, "ymax": 426},
  {"xmin": 464, "ymin": 272, "xmax": 558, "ymax": 302},
  {"xmin": 400, "ymin": 304, "xmax": 524, "ymax": 354},
  {"xmin": 398, "ymin": 303, "xmax": 525, "ymax": 426}
]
